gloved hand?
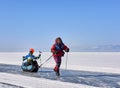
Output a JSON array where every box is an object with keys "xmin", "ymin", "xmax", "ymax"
[
  {"xmin": 38, "ymin": 54, "xmax": 41, "ymax": 58},
  {"xmin": 53, "ymin": 51, "xmax": 58, "ymax": 54},
  {"xmin": 22, "ymin": 56, "xmax": 26, "ymax": 61},
  {"xmin": 65, "ymin": 48, "xmax": 69, "ymax": 52}
]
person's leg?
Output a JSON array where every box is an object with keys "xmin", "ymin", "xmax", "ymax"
[
  {"xmin": 54, "ymin": 56, "xmax": 61, "ymax": 76},
  {"xmin": 57, "ymin": 56, "xmax": 61, "ymax": 68},
  {"xmin": 54, "ymin": 56, "xmax": 61, "ymax": 69},
  {"xmin": 54, "ymin": 56, "xmax": 58, "ymax": 71}
]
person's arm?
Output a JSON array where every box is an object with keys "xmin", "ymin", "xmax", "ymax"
[
  {"xmin": 22, "ymin": 55, "xmax": 29, "ymax": 61},
  {"xmin": 63, "ymin": 45, "xmax": 70, "ymax": 52},
  {"xmin": 51, "ymin": 44, "xmax": 59, "ymax": 55},
  {"xmin": 51, "ymin": 44, "xmax": 58, "ymax": 54},
  {"xmin": 34, "ymin": 54, "xmax": 41, "ymax": 59},
  {"xmin": 33, "ymin": 53, "xmax": 41, "ymax": 59}
]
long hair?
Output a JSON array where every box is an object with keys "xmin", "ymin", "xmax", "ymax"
[{"xmin": 55, "ymin": 37, "xmax": 64, "ymax": 44}]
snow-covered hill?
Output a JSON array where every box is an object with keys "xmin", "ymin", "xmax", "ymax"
[{"xmin": 0, "ymin": 52, "xmax": 120, "ymax": 88}]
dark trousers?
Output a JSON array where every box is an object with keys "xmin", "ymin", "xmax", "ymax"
[{"xmin": 54, "ymin": 56, "xmax": 62, "ymax": 71}]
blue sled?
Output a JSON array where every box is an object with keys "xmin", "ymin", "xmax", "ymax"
[{"xmin": 21, "ymin": 61, "xmax": 39, "ymax": 72}]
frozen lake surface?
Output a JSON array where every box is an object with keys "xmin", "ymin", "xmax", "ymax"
[{"xmin": 0, "ymin": 52, "xmax": 120, "ymax": 88}]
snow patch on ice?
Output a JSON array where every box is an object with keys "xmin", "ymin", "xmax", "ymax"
[
  {"xmin": 0, "ymin": 82, "xmax": 24, "ymax": 88},
  {"xmin": 0, "ymin": 72, "xmax": 95, "ymax": 88}
]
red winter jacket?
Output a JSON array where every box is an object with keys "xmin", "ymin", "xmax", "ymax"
[{"xmin": 51, "ymin": 43, "xmax": 69, "ymax": 57}]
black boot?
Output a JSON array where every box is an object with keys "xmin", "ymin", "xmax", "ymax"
[
  {"xmin": 56, "ymin": 70, "xmax": 60, "ymax": 77},
  {"xmin": 54, "ymin": 66, "xmax": 60, "ymax": 77}
]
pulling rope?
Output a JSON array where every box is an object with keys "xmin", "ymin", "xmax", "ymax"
[{"xmin": 39, "ymin": 55, "xmax": 53, "ymax": 68}]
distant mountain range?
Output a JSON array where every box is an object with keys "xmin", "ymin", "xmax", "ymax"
[
  {"xmin": 84, "ymin": 45, "xmax": 120, "ymax": 52},
  {"xmin": 72, "ymin": 44, "xmax": 120, "ymax": 52}
]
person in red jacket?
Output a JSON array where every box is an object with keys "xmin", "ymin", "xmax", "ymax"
[{"xmin": 51, "ymin": 37, "xmax": 69, "ymax": 76}]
